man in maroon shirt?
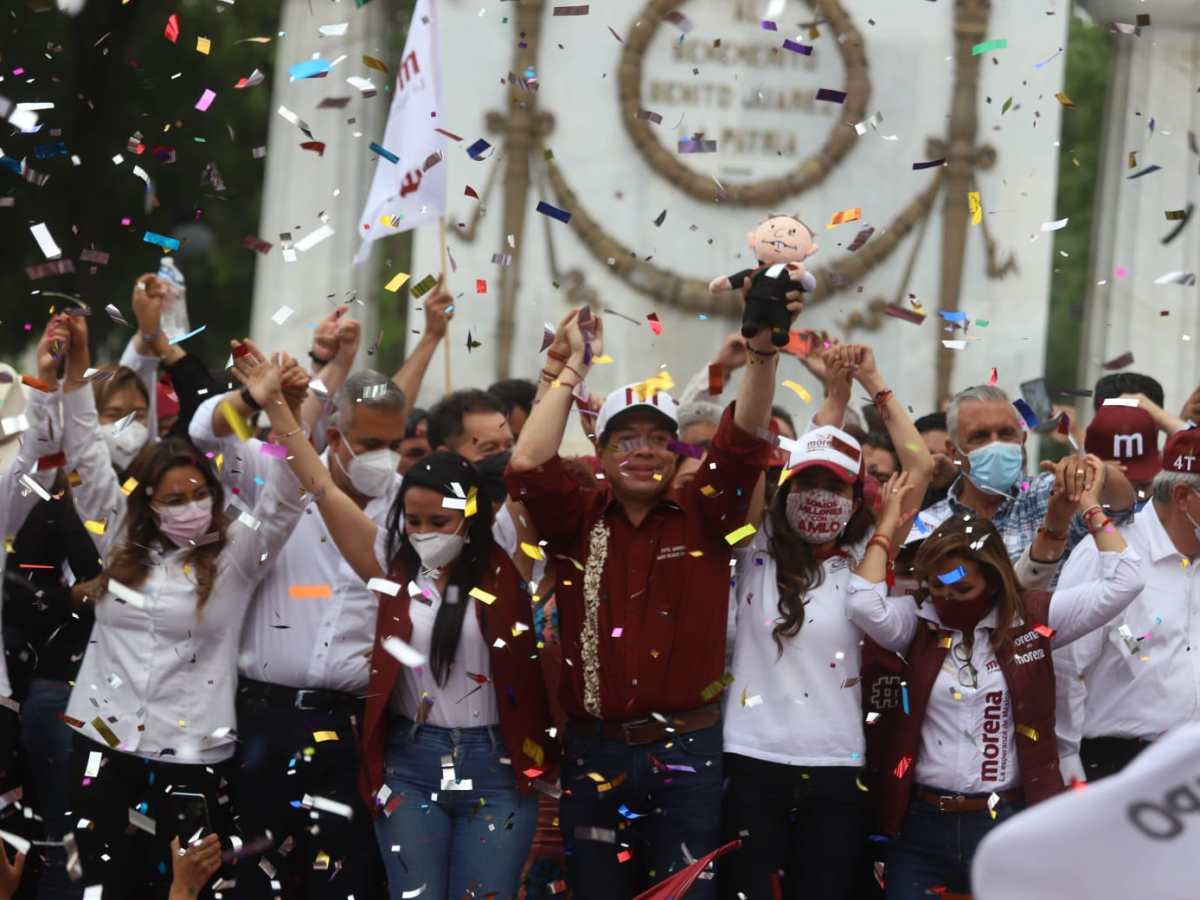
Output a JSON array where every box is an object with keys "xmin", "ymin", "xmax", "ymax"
[{"xmin": 507, "ymin": 308, "xmax": 780, "ymax": 898}]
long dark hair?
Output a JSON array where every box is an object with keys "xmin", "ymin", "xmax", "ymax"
[
  {"xmin": 766, "ymin": 469, "xmax": 874, "ymax": 655},
  {"xmin": 384, "ymin": 451, "xmax": 495, "ymax": 686},
  {"xmin": 912, "ymin": 515, "xmax": 1026, "ymax": 656},
  {"xmin": 103, "ymin": 437, "xmax": 228, "ymax": 609}
]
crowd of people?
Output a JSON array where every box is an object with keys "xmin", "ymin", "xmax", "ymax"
[{"xmin": 0, "ymin": 263, "xmax": 1196, "ymax": 900}]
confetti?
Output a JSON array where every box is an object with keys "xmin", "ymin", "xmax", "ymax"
[
  {"xmin": 168, "ymin": 325, "xmax": 206, "ymax": 345},
  {"xmin": 288, "ymin": 59, "xmax": 331, "ymax": 80},
  {"xmin": 972, "ymin": 38, "xmax": 1007, "ymax": 55},
  {"xmin": 636, "ymin": 109, "xmax": 663, "ymax": 124},
  {"xmin": 411, "ymin": 274, "xmax": 437, "ymax": 298},
  {"xmin": 194, "ymin": 89, "xmax": 216, "ymax": 112},
  {"xmin": 937, "ymin": 566, "xmax": 967, "ymax": 585},
  {"xmin": 969, "ymin": 192, "xmax": 983, "ymax": 225},
  {"xmin": 553, "ymin": 5, "xmax": 590, "ymax": 15},
  {"xmin": 646, "ymin": 313, "xmax": 663, "ymax": 335},
  {"xmin": 1013, "ymin": 398, "xmax": 1040, "ymax": 429},
  {"xmin": 143, "ymin": 231, "xmax": 181, "ymax": 252},
  {"xmin": 535, "ymin": 201, "xmax": 572, "ymax": 224},
  {"xmin": 724, "ymin": 524, "xmax": 756, "ymax": 545},
  {"xmin": 894, "ymin": 754, "xmax": 913, "ymax": 778},
  {"xmin": 815, "ymin": 88, "xmax": 847, "ymax": 104},
  {"xmin": 294, "ymin": 224, "xmax": 335, "ymax": 252},
  {"xmin": 782, "ymin": 39, "xmax": 813, "ymax": 55},
  {"xmin": 382, "ymin": 636, "xmax": 426, "ymax": 667},
  {"xmin": 678, "ymin": 137, "xmax": 717, "ymax": 154},
  {"xmin": 826, "ymin": 207, "xmax": 861, "ymax": 229},
  {"xmin": 196, "ymin": 37, "xmax": 211, "ymax": 54},
  {"xmin": 369, "ymin": 142, "xmax": 399, "ymax": 164},
  {"xmin": 1153, "ymin": 271, "xmax": 1196, "ymax": 286},
  {"xmin": 782, "ymin": 380, "xmax": 812, "ymax": 403},
  {"xmin": 1127, "ymin": 165, "xmax": 1162, "ymax": 180},
  {"xmin": 1041, "ymin": 217, "xmax": 1069, "ymax": 232},
  {"xmin": 219, "ymin": 401, "xmax": 254, "ymax": 442},
  {"xmin": 384, "ymin": 272, "xmax": 411, "ymax": 292},
  {"xmin": 270, "ymin": 305, "xmax": 295, "ymax": 325},
  {"xmin": 466, "ymin": 138, "xmax": 493, "ymax": 161},
  {"xmin": 313, "ymin": 731, "xmax": 339, "ymax": 742},
  {"xmin": 29, "ymin": 222, "xmax": 63, "ymax": 259},
  {"xmin": 234, "ymin": 69, "xmax": 265, "ymax": 89},
  {"xmin": 1016, "ymin": 724, "xmax": 1039, "ymax": 741},
  {"xmin": 520, "ymin": 542, "xmax": 546, "ymax": 560},
  {"xmin": 1054, "ymin": 91, "xmax": 1076, "ymax": 109},
  {"xmin": 847, "ymin": 226, "xmax": 876, "ymax": 251},
  {"xmin": 912, "ymin": 158, "xmax": 946, "ymax": 170},
  {"xmin": 84, "ymin": 520, "xmax": 107, "ymax": 535},
  {"xmin": 469, "ymin": 587, "xmax": 497, "ymax": 606},
  {"xmin": 164, "ymin": 13, "xmax": 180, "ymax": 43},
  {"xmin": 366, "ymin": 578, "xmax": 402, "ymax": 597},
  {"xmin": 1102, "ymin": 351, "xmax": 1134, "ymax": 371}
]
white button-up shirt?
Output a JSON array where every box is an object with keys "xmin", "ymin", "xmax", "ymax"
[
  {"xmin": 62, "ymin": 387, "xmax": 305, "ymax": 762},
  {"xmin": 1054, "ymin": 504, "xmax": 1200, "ymax": 760},
  {"xmin": 722, "ymin": 527, "xmax": 871, "ymax": 767},
  {"xmin": 848, "ymin": 547, "xmax": 1143, "ymax": 794},
  {"xmin": 189, "ymin": 393, "xmax": 401, "ymax": 694},
  {"xmin": 0, "ymin": 386, "xmax": 62, "ymax": 702}
]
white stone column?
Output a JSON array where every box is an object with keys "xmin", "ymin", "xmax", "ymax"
[
  {"xmin": 1079, "ymin": 0, "xmax": 1200, "ymax": 411},
  {"xmin": 248, "ymin": 0, "xmax": 392, "ymax": 369}
]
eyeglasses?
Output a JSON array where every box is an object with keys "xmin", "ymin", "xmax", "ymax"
[{"xmin": 952, "ymin": 641, "xmax": 978, "ymax": 689}]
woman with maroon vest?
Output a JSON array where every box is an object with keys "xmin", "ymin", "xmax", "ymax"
[
  {"xmin": 244, "ymin": 363, "xmax": 556, "ymax": 900},
  {"xmin": 849, "ymin": 464, "xmax": 1144, "ymax": 899}
]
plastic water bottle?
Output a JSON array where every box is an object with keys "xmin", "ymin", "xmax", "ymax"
[{"xmin": 156, "ymin": 257, "xmax": 191, "ymax": 341}]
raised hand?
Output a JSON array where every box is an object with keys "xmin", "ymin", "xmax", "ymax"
[
  {"xmin": 567, "ymin": 307, "xmax": 603, "ymax": 363},
  {"xmin": 334, "ymin": 316, "xmax": 362, "ymax": 366},
  {"xmin": 548, "ymin": 308, "xmax": 580, "ymax": 364},
  {"xmin": 0, "ymin": 843, "xmax": 26, "ymax": 900},
  {"xmin": 1180, "ymin": 385, "xmax": 1200, "ymax": 426},
  {"xmin": 422, "ymin": 275, "xmax": 454, "ymax": 341},
  {"xmin": 62, "ymin": 313, "xmax": 91, "ymax": 390},
  {"xmin": 279, "ymin": 353, "xmax": 311, "ymax": 414},
  {"xmin": 131, "ymin": 273, "xmax": 168, "ymax": 340},
  {"xmin": 36, "ymin": 315, "xmax": 71, "ymax": 387},
  {"xmin": 228, "ymin": 339, "xmax": 283, "ymax": 409},
  {"xmin": 311, "ymin": 306, "xmax": 347, "ymax": 364},
  {"xmin": 877, "ymin": 470, "xmax": 917, "ymax": 531},
  {"xmin": 168, "ymin": 835, "xmax": 221, "ymax": 900}
]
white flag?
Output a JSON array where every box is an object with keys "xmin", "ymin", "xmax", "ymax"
[{"xmin": 354, "ymin": 0, "xmax": 446, "ymax": 262}]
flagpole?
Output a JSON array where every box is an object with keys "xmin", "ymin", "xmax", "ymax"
[{"xmin": 438, "ymin": 216, "xmax": 451, "ymax": 394}]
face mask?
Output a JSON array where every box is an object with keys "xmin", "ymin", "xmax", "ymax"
[
  {"xmin": 962, "ymin": 441, "xmax": 1024, "ymax": 495},
  {"xmin": 409, "ymin": 529, "xmax": 466, "ymax": 570},
  {"xmin": 476, "ymin": 451, "xmax": 512, "ymax": 507},
  {"xmin": 100, "ymin": 420, "xmax": 149, "ymax": 471},
  {"xmin": 154, "ymin": 496, "xmax": 214, "ymax": 548},
  {"xmin": 336, "ymin": 439, "xmax": 399, "ymax": 498},
  {"xmin": 1183, "ymin": 490, "xmax": 1200, "ymax": 543},
  {"xmin": 931, "ymin": 594, "xmax": 993, "ymax": 632},
  {"xmin": 785, "ymin": 488, "xmax": 855, "ymax": 544}
]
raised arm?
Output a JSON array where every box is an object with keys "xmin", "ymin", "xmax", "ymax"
[
  {"xmin": 60, "ymin": 314, "xmax": 126, "ymax": 556},
  {"xmin": 850, "ymin": 470, "xmax": 921, "ymax": 651},
  {"xmin": 229, "ymin": 340, "xmax": 385, "ymax": 584},
  {"xmin": 842, "ymin": 344, "xmax": 935, "ymax": 499},
  {"xmin": 391, "ymin": 277, "xmax": 453, "ymax": 416},
  {"xmin": 510, "ymin": 308, "xmax": 599, "ymax": 472},
  {"xmin": 733, "ymin": 310, "xmax": 782, "ymax": 435},
  {"xmin": 812, "ymin": 349, "xmax": 852, "ymax": 429},
  {"xmin": 301, "ymin": 308, "xmax": 360, "ymax": 447}
]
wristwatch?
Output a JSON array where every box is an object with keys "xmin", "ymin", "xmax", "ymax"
[{"xmin": 239, "ymin": 387, "xmax": 262, "ymax": 412}]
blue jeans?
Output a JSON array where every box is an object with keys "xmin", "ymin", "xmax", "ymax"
[
  {"xmin": 561, "ymin": 720, "xmax": 723, "ymax": 900},
  {"xmin": 20, "ymin": 679, "xmax": 81, "ymax": 900},
  {"xmin": 885, "ymin": 797, "xmax": 1023, "ymax": 899},
  {"xmin": 374, "ymin": 718, "xmax": 538, "ymax": 900}
]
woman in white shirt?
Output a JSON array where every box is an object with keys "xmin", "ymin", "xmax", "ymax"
[
  {"xmin": 228, "ymin": 339, "xmax": 556, "ymax": 900},
  {"xmin": 849, "ymin": 463, "xmax": 1143, "ymax": 899},
  {"xmin": 58, "ymin": 318, "xmax": 306, "ymax": 898},
  {"xmin": 721, "ymin": 345, "xmax": 932, "ymax": 899}
]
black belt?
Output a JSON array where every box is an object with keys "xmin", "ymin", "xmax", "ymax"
[
  {"xmin": 238, "ymin": 677, "xmax": 364, "ymax": 715},
  {"xmin": 567, "ymin": 703, "xmax": 721, "ymax": 746}
]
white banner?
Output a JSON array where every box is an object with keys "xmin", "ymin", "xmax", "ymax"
[{"xmin": 354, "ymin": 0, "xmax": 446, "ymax": 262}]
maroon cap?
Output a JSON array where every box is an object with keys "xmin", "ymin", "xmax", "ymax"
[
  {"xmin": 1084, "ymin": 404, "xmax": 1161, "ymax": 481},
  {"xmin": 1162, "ymin": 427, "xmax": 1200, "ymax": 476}
]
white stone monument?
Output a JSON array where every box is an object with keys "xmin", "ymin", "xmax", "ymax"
[
  {"xmin": 1079, "ymin": 0, "xmax": 1200, "ymax": 414},
  {"xmin": 396, "ymin": 0, "xmax": 1068, "ymax": 417}
]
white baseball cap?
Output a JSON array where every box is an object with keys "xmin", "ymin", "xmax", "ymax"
[
  {"xmin": 594, "ymin": 382, "xmax": 679, "ymax": 440},
  {"xmin": 0, "ymin": 364, "xmax": 29, "ymax": 474},
  {"xmin": 784, "ymin": 425, "xmax": 863, "ymax": 483}
]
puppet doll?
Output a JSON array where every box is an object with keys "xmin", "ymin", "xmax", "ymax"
[{"xmin": 709, "ymin": 214, "xmax": 818, "ymax": 346}]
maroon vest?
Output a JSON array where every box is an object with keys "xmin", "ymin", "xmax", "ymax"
[
  {"xmin": 860, "ymin": 590, "xmax": 1065, "ymax": 837},
  {"xmin": 358, "ymin": 546, "xmax": 558, "ymax": 816}
]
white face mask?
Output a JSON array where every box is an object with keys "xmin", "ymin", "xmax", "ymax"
[
  {"xmin": 335, "ymin": 438, "xmax": 399, "ymax": 498},
  {"xmin": 99, "ymin": 419, "xmax": 149, "ymax": 470},
  {"xmin": 153, "ymin": 496, "xmax": 214, "ymax": 547},
  {"xmin": 786, "ymin": 487, "xmax": 855, "ymax": 544},
  {"xmin": 409, "ymin": 530, "xmax": 466, "ymax": 571}
]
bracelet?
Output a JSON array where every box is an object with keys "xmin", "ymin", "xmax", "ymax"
[
  {"xmin": 1080, "ymin": 504, "xmax": 1103, "ymax": 522},
  {"xmin": 240, "ymin": 387, "xmax": 262, "ymax": 412},
  {"xmin": 1038, "ymin": 524, "xmax": 1069, "ymax": 542},
  {"xmin": 562, "ymin": 363, "xmax": 585, "ymax": 381},
  {"xmin": 867, "ymin": 534, "xmax": 893, "ymax": 556},
  {"xmin": 276, "ymin": 425, "xmax": 304, "ymax": 440},
  {"xmin": 546, "ymin": 349, "xmax": 568, "ymax": 363},
  {"xmin": 1087, "ymin": 516, "xmax": 1113, "ymax": 536},
  {"xmin": 872, "ymin": 389, "xmax": 894, "ymax": 409},
  {"xmin": 748, "ymin": 346, "xmax": 778, "ymax": 357},
  {"xmin": 1029, "ymin": 549, "xmax": 1066, "ymax": 565},
  {"xmin": 555, "ymin": 379, "xmax": 579, "ymax": 391}
]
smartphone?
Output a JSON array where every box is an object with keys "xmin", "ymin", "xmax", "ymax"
[
  {"xmin": 1019, "ymin": 377, "xmax": 1059, "ymax": 433},
  {"xmin": 172, "ymin": 791, "xmax": 211, "ymax": 842}
]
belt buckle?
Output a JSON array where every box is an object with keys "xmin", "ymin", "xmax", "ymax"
[
  {"xmin": 938, "ymin": 794, "xmax": 962, "ymax": 812},
  {"xmin": 294, "ymin": 689, "xmax": 317, "ymax": 710}
]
